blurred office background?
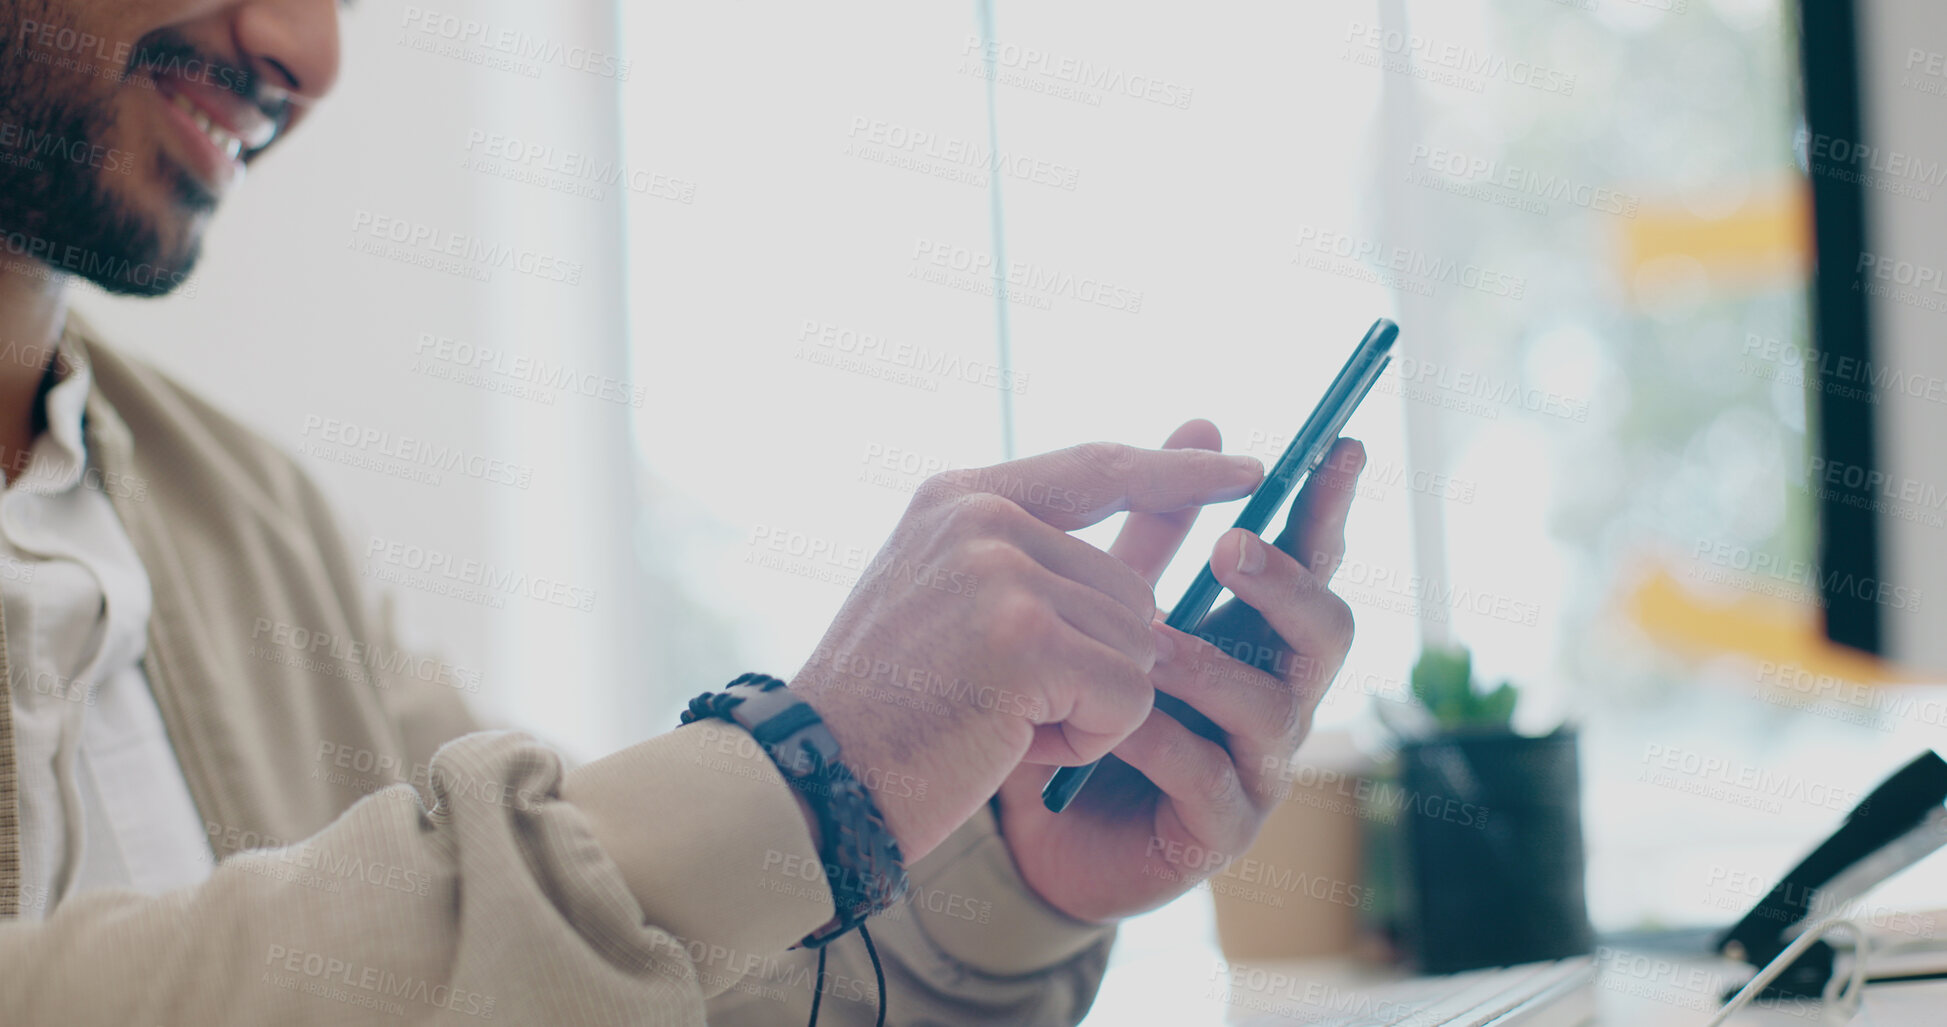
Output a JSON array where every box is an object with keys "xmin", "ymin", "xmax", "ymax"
[{"xmin": 73, "ymin": 0, "xmax": 1947, "ymax": 1021}]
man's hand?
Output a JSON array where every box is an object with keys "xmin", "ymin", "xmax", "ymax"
[
  {"xmin": 789, "ymin": 436, "xmax": 1265, "ymax": 862},
  {"xmin": 994, "ymin": 421, "xmax": 1365, "ymax": 923}
]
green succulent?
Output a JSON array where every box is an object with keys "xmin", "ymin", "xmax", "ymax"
[{"xmin": 1409, "ymin": 644, "xmax": 1518, "ymax": 732}]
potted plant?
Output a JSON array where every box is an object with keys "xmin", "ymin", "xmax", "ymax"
[{"xmin": 1380, "ymin": 645, "xmax": 1592, "ymax": 974}]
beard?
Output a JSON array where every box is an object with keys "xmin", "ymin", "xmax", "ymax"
[{"xmin": 0, "ymin": 2, "xmax": 209, "ymax": 297}]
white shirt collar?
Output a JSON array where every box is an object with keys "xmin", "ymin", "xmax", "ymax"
[{"xmin": 7, "ymin": 346, "xmax": 93, "ymax": 495}]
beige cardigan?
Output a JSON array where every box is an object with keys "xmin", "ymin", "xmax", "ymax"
[{"xmin": 0, "ymin": 319, "xmax": 1113, "ymax": 1025}]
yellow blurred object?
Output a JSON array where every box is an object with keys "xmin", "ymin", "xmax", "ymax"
[
  {"xmin": 1620, "ymin": 178, "xmax": 1812, "ymax": 298},
  {"xmin": 1625, "ymin": 562, "xmax": 1913, "ymax": 688}
]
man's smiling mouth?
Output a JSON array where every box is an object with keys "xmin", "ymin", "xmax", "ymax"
[
  {"xmin": 165, "ymin": 90, "xmax": 243, "ymax": 161},
  {"xmin": 147, "ymin": 66, "xmax": 280, "ymax": 196}
]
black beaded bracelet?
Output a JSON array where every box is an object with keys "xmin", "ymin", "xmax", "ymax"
[{"xmin": 681, "ymin": 673, "xmax": 910, "ymax": 947}]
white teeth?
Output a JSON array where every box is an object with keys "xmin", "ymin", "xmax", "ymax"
[{"xmin": 168, "ymin": 91, "xmax": 243, "ymax": 162}]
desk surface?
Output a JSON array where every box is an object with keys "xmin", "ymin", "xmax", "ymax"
[
  {"xmin": 1079, "ymin": 898, "xmax": 1944, "ymax": 1026},
  {"xmin": 1086, "ymin": 933, "xmax": 1940, "ymax": 1025},
  {"xmin": 1211, "ymin": 952, "xmax": 1942, "ymax": 1026}
]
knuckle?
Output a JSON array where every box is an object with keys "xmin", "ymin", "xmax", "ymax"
[
  {"xmin": 960, "ymin": 537, "xmax": 1033, "ymax": 580},
  {"xmin": 913, "ymin": 468, "xmax": 973, "ymax": 507},
  {"xmin": 1113, "ymin": 658, "xmax": 1158, "ymax": 711},
  {"xmin": 1157, "ymin": 732, "xmax": 1197, "ymax": 782},
  {"xmin": 988, "ymin": 588, "xmax": 1053, "ymax": 645},
  {"xmin": 1322, "ymin": 595, "xmax": 1357, "ymax": 655},
  {"xmin": 1271, "ymin": 690, "xmax": 1307, "ymax": 744},
  {"xmin": 1197, "ymin": 754, "xmax": 1243, "ymax": 812},
  {"xmin": 1075, "ymin": 440, "xmax": 1139, "ymax": 479},
  {"xmin": 1286, "ymin": 698, "xmax": 1316, "ymax": 748},
  {"xmin": 1301, "ymin": 549, "xmax": 1339, "ymax": 578},
  {"xmin": 1160, "ymin": 734, "xmax": 1237, "ymax": 811},
  {"xmin": 1120, "ymin": 569, "xmax": 1159, "ymax": 623},
  {"xmin": 1120, "ymin": 605, "xmax": 1159, "ymax": 656},
  {"xmin": 1086, "ymin": 590, "xmax": 1154, "ymax": 656},
  {"xmin": 952, "ymin": 490, "xmax": 1027, "ymax": 531}
]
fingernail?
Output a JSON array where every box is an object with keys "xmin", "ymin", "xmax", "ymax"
[
  {"xmin": 1150, "ymin": 621, "xmax": 1175, "ymax": 665},
  {"xmin": 1230, "ymin": 455, "xmax": 1265, "ymax": 476},
  {"xmin": 1236, "ymin": 531, "xmax": 1267, "ymax": 575}
]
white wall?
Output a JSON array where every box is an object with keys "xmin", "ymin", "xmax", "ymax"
[
  {"xmin": 76, "ymin": 0, "xmax": 646, "ymax": 759},
  {"xmin": 617, "ymin": 1, "xmax": 1412, "ymax": 715}
]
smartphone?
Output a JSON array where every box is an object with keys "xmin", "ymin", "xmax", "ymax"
[{"xmin": 1040, "ymin": 317, "xmax": 1399, "ymax": 813}]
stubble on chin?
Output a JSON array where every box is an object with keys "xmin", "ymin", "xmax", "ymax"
[{"xmin": 0, "ymin": 1, "xmax": 203, "ymax": 296}]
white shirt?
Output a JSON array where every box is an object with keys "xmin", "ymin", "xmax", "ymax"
[{"xmin": 7, "ymin": 350, "xmax": 212, "ymax": 919}]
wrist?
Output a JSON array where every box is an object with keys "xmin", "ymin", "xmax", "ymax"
[
  {"xmin": 682, "ymin": 673, "xmax": 909, "ymax": 947},
  {"xmin": 792, "ymin": 671, "xmax": 1029, "ymax": 862},
  {"xmin": 787, "ymin": 785, "xmax": 822, "ymax": 849}
]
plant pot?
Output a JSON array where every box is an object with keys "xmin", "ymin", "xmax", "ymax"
[{"xmin": 1391, "ymin": 729, "xmax": 1592, "ymax": 973}]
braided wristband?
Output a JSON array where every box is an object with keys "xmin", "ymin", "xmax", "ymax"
[{"xmin": 682, "ymin": 673, "xmax": 910, "ymax": 947}]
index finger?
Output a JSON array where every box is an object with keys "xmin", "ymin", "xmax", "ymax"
[{"xmin": 956, "ymin": 442, "xmax": 1264, "ymax": 532}]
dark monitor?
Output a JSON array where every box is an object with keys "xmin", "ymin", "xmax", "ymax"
[{"xmin": 1801, "ymin": 1, "xmax": 1947, "ymax": 668}]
